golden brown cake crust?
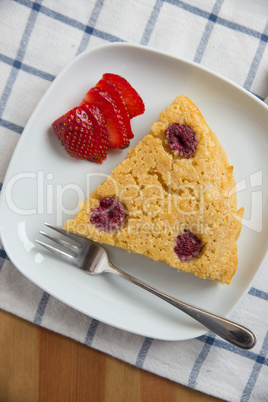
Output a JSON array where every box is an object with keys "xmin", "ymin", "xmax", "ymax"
[{"xmin": 65, "ymin": 95, "xmax": 243, "ymax": 285}]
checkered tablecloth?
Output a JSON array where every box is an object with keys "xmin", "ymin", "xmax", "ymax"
[{"xmin": 1, "ymin": 1, "xmax": 268, "ymax": 401}]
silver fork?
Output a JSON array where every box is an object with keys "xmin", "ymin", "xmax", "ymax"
[{"xmin": 36, "ymin": 223, "xmax": 256, "ymax": 349}]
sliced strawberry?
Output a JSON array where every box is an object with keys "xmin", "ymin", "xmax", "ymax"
[
  {"xmin": 51, "ymin": 105, "xmax": 108, "ymax": 163},
  {"xmin": 81, "ymin": 87, "xmax": 130, "ymax": 149},
  {"xmin": 52, "ymin": 106, "xmax": 95, "ymax": 159},
  {"xmin": 94, "ymin": 79, "xmax": 133, "ymax": 139},
  {"xmin": 102, "ymin": 73, "xmax": 145, "ymax": 119},
  {"xmin": 81, "ymin": 103, "xmax": 108, "ymax": 163}
]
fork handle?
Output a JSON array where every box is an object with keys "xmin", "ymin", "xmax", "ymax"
[{"xmin": 106, "ymin": 264, "xmax": 256, "ymax": 349}]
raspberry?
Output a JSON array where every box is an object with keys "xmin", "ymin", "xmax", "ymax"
[
  {"xmin": 90, "ymin": 197, "xmax": 126, "ymax": 232},
  {"xmin": 174, "ymin": 231, "xmax": 202, "ymax": 262},
  {"xmin": 165, "ymin": 124, "xmax": 197, "ymax": 157}
]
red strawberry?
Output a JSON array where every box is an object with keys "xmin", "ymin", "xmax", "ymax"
[
  {"xmin": 94, "ymin": 79, "xmax": 133, "ymax": 139},
  {"xmin": 51, "ymin": 106, "xmax": 95, "ymax": 159},
  {"xmin": 81, "ymin": 87, "xmax": 130, "ymax": 149},
  {"xmin": 102, "ymin": 73, "xmax": 145, "ymax": 119},
  {"xmin": 81, "ymin": 103, "xmax": 108, "ymax": 163},
  {"xmin": 51, "ymin": 105, "xmax": 108, "ymax": 163}
]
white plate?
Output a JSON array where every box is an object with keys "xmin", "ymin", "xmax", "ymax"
[{"xmin": 1, "ymin": 43, "xmax": 268, "ymax": 341}]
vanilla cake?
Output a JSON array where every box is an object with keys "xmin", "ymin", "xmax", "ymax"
[{"xmin": 65, "ymin": 95, "xmax": 244, "ymax": 284}]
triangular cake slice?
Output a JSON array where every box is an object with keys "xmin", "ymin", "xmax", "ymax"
[{"xmin": 65, "ymin": 95, "xmax": 244, "ymax": 284}]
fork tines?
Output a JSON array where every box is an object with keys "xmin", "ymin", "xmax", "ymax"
[{"xmin": 36, "ymin": 223, "xmax": 81, "ymax": 262}]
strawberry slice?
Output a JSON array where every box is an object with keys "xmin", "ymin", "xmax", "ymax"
[
  {"xmin": 81, "ymin": 103, "xmax": 108, "ymax": 163},
  {"xmin": 102, "ymin": 73, "xmax": 145, "ymax": 119},
  {"xmin": 81, "ymin": 87, "xmax": 130, "ymax": 149},
  {"xmin": 94, "ymin": 79, "xmax": 133, "ymax": 139},
  {"xmin": 51, "ymin": 105, "xmax": 108, "ymax": 163},
  {"xmin": 51, "ymin": 106, "xmax": 95, "ymax": 160}
]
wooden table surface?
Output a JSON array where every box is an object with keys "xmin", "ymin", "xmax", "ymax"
[{"xmin": 0, "ymin": 309, "xmax": 222, "ymax": 402}]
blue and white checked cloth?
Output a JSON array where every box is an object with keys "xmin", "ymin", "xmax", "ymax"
[{"xmin": 1, "ymin": 1, "xmax": 268, "ymax": 401}]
